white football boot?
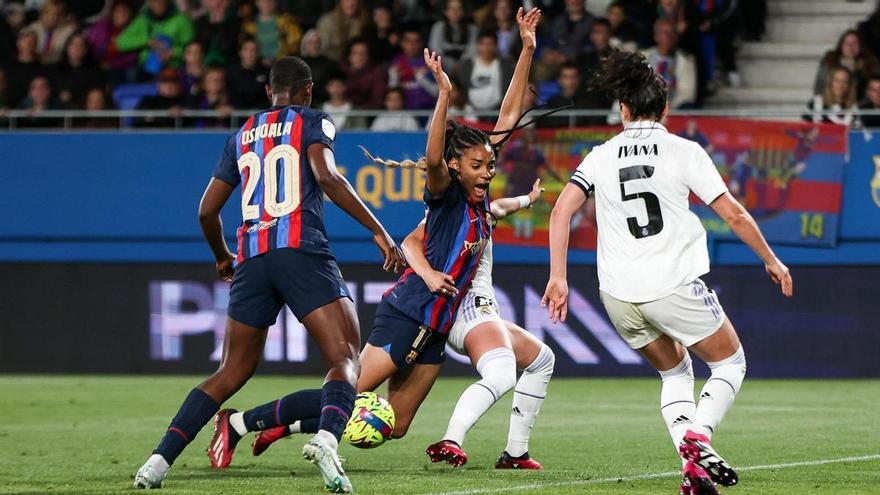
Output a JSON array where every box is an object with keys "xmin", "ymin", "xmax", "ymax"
[
  {"xmin": 302, "ymin": 435, "xmax": 353, "ymax": 493},
  {"xmin": 133, "ymin": 454, "xmax": 169, "ymax": 489}
]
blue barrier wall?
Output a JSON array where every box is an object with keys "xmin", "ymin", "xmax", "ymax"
[{"xmin": 1, "ymin": 131, "xmax": 879, "ymax": 264}]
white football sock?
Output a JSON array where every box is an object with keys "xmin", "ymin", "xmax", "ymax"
[
  {"xmin": 505, "ymin": 344, "xmax": 554, "ymax": 457},
  {"xmin": 693, "ymin": 346, "xmax": 747, "ymax": 439},
  {"xmin": 443, "ymin": 347, "xmax": 517, "ymax": 446},
  {"xmin": 658, "ymin": 352, "xmax": 696, "ymax": 453},
  {"xmin": 229, "ymin": 412, "xmax": 248, "ymax": 436},
  {"xmin": 315, "ymin": 429, "xmax": 339, "ymax": 450},
  {"xmin": 289, "ymin": 420, "xmax": 302, "ymax": 434}
]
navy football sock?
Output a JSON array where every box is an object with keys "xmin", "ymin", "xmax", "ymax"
[
  {"xmin": 300, "ymin": 416, "xmax": 320, "ymax": 434},
  {"xmin": 318, "ymin": 380, "xmax": 356, "ymax": 441},
  {"xmin": 243, "ymin": 389, "xmax": 322, "ymax": 431},
  {"xmin": 154, "ymin": 388, "xmax": 219, "ymax": 465}
]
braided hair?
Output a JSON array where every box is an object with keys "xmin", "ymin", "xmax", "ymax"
[
  {"xmin": 590, "ymin": 49, "xmax": 667, "ymax": 121},
  {"xmin": 362, "ymin": 92, "xmax": 570, "ymax": 170}
]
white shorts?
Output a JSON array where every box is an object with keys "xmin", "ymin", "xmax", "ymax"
[
  {"xmin": 599, "ymin": 278, "xmax": 726, "ymax": 349},
  {"xmin": 447, "ymin": 289, "xmax": 503, "ymax": 355}
]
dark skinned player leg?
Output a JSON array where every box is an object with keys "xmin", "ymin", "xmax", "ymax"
[{"xmin": 152, "ymin": 317, "xmax": 267, "ymax": 472}]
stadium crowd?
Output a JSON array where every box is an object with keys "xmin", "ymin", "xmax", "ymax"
[{"xmin": 0, "ymin": 0, "xmax": 770, "ymax": 129}]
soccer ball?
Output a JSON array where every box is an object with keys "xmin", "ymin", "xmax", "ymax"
[{"xmin": 342, "ymin": 392, "xmax": 395, "ymax": 449}]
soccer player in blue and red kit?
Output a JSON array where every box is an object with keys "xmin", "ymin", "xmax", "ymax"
[{"xmin": 133, "ymin": 57, "xmax": 403, "ymax": 494}]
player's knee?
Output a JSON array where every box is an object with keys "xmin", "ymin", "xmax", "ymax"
[
  {"xmin": 658, "ymin": 352, "xmax": 694, "ymax": 383},
  {"xmin": 524, "ymin": 344, "xmax": 555, "ymax": 378},
  {"xmin": 476, "ymin": 347, "xmax": 517, "ymax": 399},
  {"xmin": 708, "ymin": 346, "xmax": 746, "ymax": 394}
]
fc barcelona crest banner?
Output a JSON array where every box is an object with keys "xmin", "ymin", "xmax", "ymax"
[{"xmin": 486, "ymin": 118, "xmax": 848, "ymax": 249}]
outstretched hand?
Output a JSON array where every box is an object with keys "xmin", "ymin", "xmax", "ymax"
[
  {"xmin": 517, "ymin": 7, "xmax": 541, "ymax": 50},
  {"xmin": 527, "ymin": 178, "xmax": 545, "ymax": 206},
  {"xmin": 423, "ymin": 49, "xmax": 452, "ymax": 93}
]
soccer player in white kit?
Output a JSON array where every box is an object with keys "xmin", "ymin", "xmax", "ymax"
[
  {"xmin": 402, "ymin": 179, "xmax": 555, "ymax": 470},
  {"xmin": 542, "ymin": 51, "xmax": 793, "ymax": 495}
]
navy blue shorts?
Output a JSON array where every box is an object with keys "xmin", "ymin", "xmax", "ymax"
[
  {"xmin": 228, "ymin": 248, "xmax": 351, "ymax": 328},
  {"xmin": 366, "ymin": 299, "xmax": 447, "ymax": 368}
]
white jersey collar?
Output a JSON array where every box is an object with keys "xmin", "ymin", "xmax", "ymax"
[{"xmin": 623, "ymin": 120, "xmax": 667, "ymax": 132}]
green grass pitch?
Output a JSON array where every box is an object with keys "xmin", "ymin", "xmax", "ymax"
[{"xmin": 0, "ymin": 376, "xmax": 877, "ymax": 494}]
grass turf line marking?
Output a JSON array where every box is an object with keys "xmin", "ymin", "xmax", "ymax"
[{"xmin": 424, "ymin": 454, "xmax": 880, "ymax": 495}]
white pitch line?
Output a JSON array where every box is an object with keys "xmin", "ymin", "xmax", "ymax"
[{"xmin": 424, "ymin": 453, "xmax": 880, "ymax": 495}]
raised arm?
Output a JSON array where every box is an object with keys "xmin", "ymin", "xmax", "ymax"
[
  {"xmin": 401, "ymin": 223, "xmax": 458, "ymax": 296},
  {"xmin": 710, "ymin": 192, "xmax": 793, "ymax": 296},
  {"xmin": 542, "ymin": 183, "xmax": 589, "ymax": 322},
  {"xmin": 308, "ymin": 143, "xmax": 404, "ymax": 273},
  {"xmin": 490, "ymin": 178, "xmax": 544, "ymax": 219},
  {"xmin": 491, "ymin": 7, "xmax": 540, "ymax": 144},
  {"xmin": 423, "ymin": 49, "xmax": 453, "ymax": 198}
]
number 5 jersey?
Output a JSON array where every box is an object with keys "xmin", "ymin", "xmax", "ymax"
[{"xmin": 569, "ymin": 121, "xmax": 728, "ymax": 303}]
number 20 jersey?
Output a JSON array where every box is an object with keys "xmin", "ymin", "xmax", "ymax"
[
  {"xmin": 212, "ymin": 105, "xmax": 336, "ymax": 264},
  {"xmin": 569, "ymin": 122, "xmax": 728, "ymax": 303}
]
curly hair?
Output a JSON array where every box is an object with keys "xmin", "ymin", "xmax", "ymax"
[{"xmin": 590, "ymin": 49, "xmax": 668, "ymax": 120}]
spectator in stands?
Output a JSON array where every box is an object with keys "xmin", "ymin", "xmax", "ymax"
[
  {"xmin": 135, "ymin": 67, "xmax": 185, "ymax": 127},
  {"xmin": 539, "ymin": 62, "xmax": 591, "ymax": 128},
  {"xmin": 483, "ymin": 0, "xmax": 520, "ymax": 61},
  {"xmin": 322, "ymin": 71, "xmax": 354, "ymax": 129},
  {"xmin": 455, "ymin": 30, "xmax": 513, "ymax": 111},
  {"xmin": 370, "ymin": 87, "xmax": 420, "ymax": 131},
  {"xmin": 241, "ymin": 0, "xmax": 302, "ymax": 65},
  {"xmin": 643, "ymin": 18, "xmax": 696, "ymax": 109},
  {"xmin": 194, "ymin": 0, "xmax": 239, "ymax": 66},
  {"xmin": 447, "ymin": 77, "xmax": 478, "ymax": 121},
  {"xmin": 17, "ymin": 75, "xmax": 62, "ymax": 127},
  {"xmin": 27, "ymin": 0, "xmax": 76, "ymax": 65},
  {"xmin": 388, "ymin": 25, "xmax": 437, "ymax": 110},
  {"xmin": 397, "ymin": 0, "xmax": 434, "ymax": 26},
  {"xmin": 547, "ymin": 0, "xmax": 594, "ymax": 60},
  {"xmin": 4, "ymin": 29, "xmax": 48, "ymax": 108},
  {"xmin": 807, "ymin": 66, "xmax": 857, "ymax": 126},
  {"xmin": 363, "ymin": 3, "xmax": 398, "ymax": 64},
  {"xmin": 178, "ymin": 41, "xmax": 204, "ymax": 97},
  {"xmin": 858, "ymin": 7, "xmax": 880, "ymax": 62},
  {"xmin": 656, "ymin": 0, "xmax": 687, "ymax": 35},
  {"xmin": 683, "ymin": 0, "xmax": 739, "ymax": 93},
  {"xmin": 0, "ymin": 6, "xmax": 18, "ymax": 64},
  {"xmin": 859, "ymin": 75, "xmax": 880, "ymax": 128},
  {"xmin": 814, "ymin": 30, "xmax": 879, "ymax": 100},
  {"xmin": 428, "ymin": 0, "xmax": 476, "ymax": 68},
  {"xmin": 343, "ymin": 37, "xmax": 386, "ymax": 109},
  {"xmin": 76, "ymin": 86, "xmax": 118, "ymax": 128},
  {"xmin": 52, "ymin": 33, "xmax": 105, "ymax": 109},
  {"xmin": 116, "ymin": 0, "xmax": 194, "ymax": 75},
  {"xmin": 300, "ymin": 29, "xmax": 339, "ymax": 106},
  {"xmin": 186, "ymin": 65, "xmax": 231, "ymax": 127},
  {"xmin": 316, "ymin": 0, "xmax": 368, "ymax": 61},
  {"xmin": 226, "ymin": 38, "xmax": 268, "ymax": 108},
  {"xmin": 606, "ymin": 1, "xmax": 640, "ymax": 49},
  {"xmin": 577, "ymin": 17, "xmax": 612, "ymax": 83},
  {"xmin": 85, "ymin": 0, "xmax": 139, "ymax": 87}
]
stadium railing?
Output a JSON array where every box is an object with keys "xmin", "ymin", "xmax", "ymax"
[{"xmin": 3, "ymin": 108, "xmax": 880, "ymax": 130}]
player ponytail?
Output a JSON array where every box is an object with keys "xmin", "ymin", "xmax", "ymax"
[
  {"xmin": 362, "ymin": 93, "xmax": 569, "ymax": 171},
  {"xmin": 590, "ymin": 49, "xmax": 667, "ymax": 121}
]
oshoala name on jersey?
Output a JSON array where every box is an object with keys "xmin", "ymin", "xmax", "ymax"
[
  {"xmin": 618, "ymin": 144, "xmax": 659, "ymax": 158},
  {"xmin": 241, "ymin": 122, "xmax": 295, "ymax": 146}
]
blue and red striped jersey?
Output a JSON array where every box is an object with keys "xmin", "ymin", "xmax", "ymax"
[
  {"xmin": 383, "ymin": 178, "xmax": 492, "ymax": 334},
  {"xmin": 212, "ymin": 105, "xmax": 336, "ymax": 263}
]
